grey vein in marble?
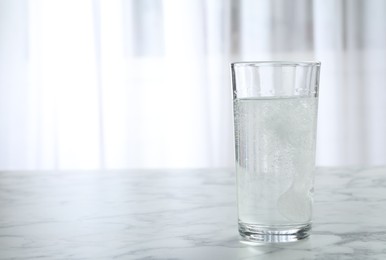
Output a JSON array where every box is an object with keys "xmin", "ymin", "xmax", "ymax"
[{"xmin": 1, "ymin": 167, "xmax": 386, "ymax": 259}]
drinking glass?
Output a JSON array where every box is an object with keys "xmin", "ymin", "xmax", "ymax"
[{"xmin": 231, "ymin": 61, "xmax": 321, "ymax": 243}]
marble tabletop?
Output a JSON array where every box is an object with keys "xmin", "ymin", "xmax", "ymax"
[{"xmin": 0, "ymin": 167, "xmax": 386, "ymax": 259}]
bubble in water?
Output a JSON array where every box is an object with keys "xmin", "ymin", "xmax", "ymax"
[{"xmin": 234, "ymin": 96, "xmax": 317, "ymax": 225}]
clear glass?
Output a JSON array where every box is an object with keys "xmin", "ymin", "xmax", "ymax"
[{"xmin": 231, "ymin": 61, "xmax": 321, "ymax": 243}]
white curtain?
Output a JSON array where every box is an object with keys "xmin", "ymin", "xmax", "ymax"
[{"xmin": 0, "ymin": 0, "xmax": 385, "ymax": 170}]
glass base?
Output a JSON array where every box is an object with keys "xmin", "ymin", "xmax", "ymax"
[{"xmin": 238, "ymin": 222, "xmax": 311, "ymax": 243}]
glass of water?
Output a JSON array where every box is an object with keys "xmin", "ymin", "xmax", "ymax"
[{"xmin": 231, "ymin": 61, "xmax": 321, "ymax": 243}]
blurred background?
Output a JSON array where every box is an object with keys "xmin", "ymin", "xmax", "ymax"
[{"xmin": 0, "ymin": 0, "xmax": 385, "ymax": 170}]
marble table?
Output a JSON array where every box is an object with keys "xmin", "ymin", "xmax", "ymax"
[{"xmin": 0, "ymin": 167, "xmax": 386, "ymax": 259}]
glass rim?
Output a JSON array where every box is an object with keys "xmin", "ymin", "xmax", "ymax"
[{"xmin": 231, "ymin": 61, "xmax": 321, "ymax": 67}]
